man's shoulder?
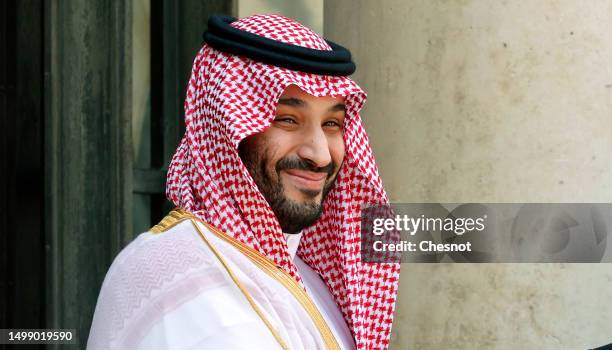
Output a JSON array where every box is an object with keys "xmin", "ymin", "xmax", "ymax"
[
  {"xmin": 102, "ymin": 212, "xmax": 216, "ymax": 294},
  {"xmin": 115, "ymin": 217, "xmax": 193, "ymax": 262},
  {"xmin": 89, "ymin": 212, "xmax": 226, "ymax": 349}
]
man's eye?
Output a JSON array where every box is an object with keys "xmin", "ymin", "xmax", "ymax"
[
  {"xmin": 323, "ymin": 120, "xmax": 343, "ymax": 128},
  {"xmin": 274, "ymin": 117, "xmax": 296, "ymax": 124}
]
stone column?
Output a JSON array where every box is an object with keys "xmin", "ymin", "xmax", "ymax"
[
  {"xmin": 325, "ymin": 1, "xmax": 612, "ymax": 349},
  {"xmin": 45, "ymin": 1, "xmax": 132, "ymax": 348}
]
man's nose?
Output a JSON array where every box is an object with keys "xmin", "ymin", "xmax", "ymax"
[{"xmin": 296, "ymin": 126, "xmax": 332, "ymax": 169}]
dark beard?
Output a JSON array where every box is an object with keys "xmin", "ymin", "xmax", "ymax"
[{"xmin": 238, "ymin": 142, "xmax": 338, "ymax": 234}]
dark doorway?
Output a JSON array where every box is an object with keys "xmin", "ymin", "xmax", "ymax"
[{"xmin": 0, "ymin": 0, "xmax": 46, "ymax": 348}]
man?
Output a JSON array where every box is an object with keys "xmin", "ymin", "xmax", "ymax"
[{"xmin": 88, "ymin": 14, "xmax": 399, "ymax": 350}]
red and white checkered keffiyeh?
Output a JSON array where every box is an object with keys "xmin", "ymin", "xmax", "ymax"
[{"xmin": 166, "ymin": 14, "xmax": 400, "ymax": 350}]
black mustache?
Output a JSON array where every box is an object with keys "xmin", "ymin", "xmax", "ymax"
[{"xmin": 275, "ymin": 157, "xmax": 335, "ymax": 176}]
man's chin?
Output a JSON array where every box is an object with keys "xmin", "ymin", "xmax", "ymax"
[
  {"xmin": 272, "ymin": 189, "xmax": 326, "ymax": 233},
  {"xmin": 284, "ymin": 187, "xmax": 323, "ymax": 203}
]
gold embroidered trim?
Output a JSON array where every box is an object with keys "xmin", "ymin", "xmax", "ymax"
[
  {"xmin": 199, "ymin": 221, "xmax": 341, "ymax": 350},
  {"xmin": 149, "ymin": 209, "xmax": 190, "ymax": 233},
  {"xmin": 150, "ymin": 209, "xmax": 341, "ymax": 350},
  {"xmin": 190, "ymin": 220, "xmax": 290, "ymax": 350}
]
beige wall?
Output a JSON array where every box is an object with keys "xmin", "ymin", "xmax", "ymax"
[
  {"xmin": 325, "ymin": 1, "xmax": 612, "ymax": 349},
  {"xmin": 238, "ymin": 0, "xmax": 324, "ymax": 35}
]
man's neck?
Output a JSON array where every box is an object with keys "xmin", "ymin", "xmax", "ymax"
[{"xmin": 283, "ymin": 231, "xmax": 302, "ymax": 259}]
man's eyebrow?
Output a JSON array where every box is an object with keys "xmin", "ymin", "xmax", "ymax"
[
  {"xmin": 278, "ymin": 97, "xmax": 346, "ymax": 112},
  {"xmin": 277, "ymin": 97, "xmax": 306, "ymax": 107},
  {"xmin": 277, "ymin": 98, "xmax": 346, "ymax": 113},
  {"xmin": 328, "ymin": 103, "xmax": 346, "ymax": 113}
]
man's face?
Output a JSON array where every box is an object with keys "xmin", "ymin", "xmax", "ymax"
[{"xmin": 239, "ymin": 85, "xmax": 346, "ymax": 233}]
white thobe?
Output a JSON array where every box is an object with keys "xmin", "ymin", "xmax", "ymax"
[{"xmin": 87, "ymin": 212, "xmax": 355, "ymax": 350}]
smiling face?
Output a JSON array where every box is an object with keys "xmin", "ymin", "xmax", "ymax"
[{"xmin": 238, "ymin": 85, "xmax": 346, "ymax": 233}]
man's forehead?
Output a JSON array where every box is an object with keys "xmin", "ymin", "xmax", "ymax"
[{"xmin": 279, "ymin": 85, "xmax": 346, "ymax": 104}]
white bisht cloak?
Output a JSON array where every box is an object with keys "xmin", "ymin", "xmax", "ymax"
[{"xmin": 87, "ymin": 210, "xmax": 355, "ymax": 350}]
